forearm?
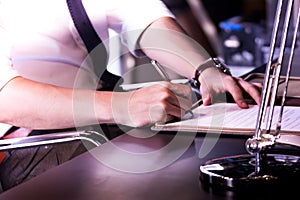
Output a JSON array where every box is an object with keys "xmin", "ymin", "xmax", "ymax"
[
  {"xmin": 139, "ymin": 17, "xmax": 211, "ymax": 79},
  {"xmin": 0, "ymin": 77, "xmax": 115, "ymax": 129},
  {"xmin": 139, "ymin": 17, "xmax": 261, "ymax": 107}
]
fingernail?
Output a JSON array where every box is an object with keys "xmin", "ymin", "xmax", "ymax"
[
  {"xmin": 241, "ymin": 101, "xmax": 248, "ymax": 108},
  {"xmin": 202, "ymin": 97, "xmax": 209, "ymax": 105}
]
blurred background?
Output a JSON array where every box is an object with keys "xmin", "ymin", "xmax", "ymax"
[{"xmin": 108, "ymin": 0, "xmax": 300, "ymax": 84}]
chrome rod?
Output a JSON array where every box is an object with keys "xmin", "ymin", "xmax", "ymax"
[
  {"xmin": 275, "ymin": 4, "xmax": 300, "ymax": 136},
  {"xmin": 265, "ymin": 0, "xmax": 295, "ymax": 133},
  {"xmin": 246, "ymin": 0, "xmax": 300, "ymax": 174},
  {"xmin": 254, "ymin": 0, "xmax": 284, "ymax": 138}
]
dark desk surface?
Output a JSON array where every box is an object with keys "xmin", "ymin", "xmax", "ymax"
[{"xmin": 0, "ymin": 128, "xmax": 297, "ymax": 200}]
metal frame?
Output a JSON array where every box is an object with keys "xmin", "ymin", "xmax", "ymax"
[
  {"xmin": 246, "ymin": 0, "xmax": 300, "ymax": 156},
  {"xmin": 0, "ymin": 130, "xmax": 109, "ymax": 151},
  {"xmin": 199, "ymin": 0, "xmax": 300, "ymax": 190}
]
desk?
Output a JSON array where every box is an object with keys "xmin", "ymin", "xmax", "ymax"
[{"xmin": 0, "ymin": 128, "xmax": 297, "ymax": 200}]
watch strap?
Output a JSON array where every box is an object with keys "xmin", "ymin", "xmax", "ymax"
[{"xmin": 191, "ymin": 58, "xmax": 231, "ymax": 88}]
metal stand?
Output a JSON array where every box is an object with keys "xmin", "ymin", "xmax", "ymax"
[
  {"xmin": 0, "ymin": 130, "xmax": 108, "ymax": 151},
  {"xmin": 200, "ymin": 0, "xmax": 300, "ymax": 192}
]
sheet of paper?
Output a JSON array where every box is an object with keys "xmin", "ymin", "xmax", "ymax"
[
  {"xmin": 0, "ymin": 122, "xmax": 12, "ymax": 138},
  {"xmin": 120, "ymin": 79, "xmax": 189, "ymax": 91},
  {"xmin": 152, "ymin": 103, "xmax": 300, "ymax": 135}
]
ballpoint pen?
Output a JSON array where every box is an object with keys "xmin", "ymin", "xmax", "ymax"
[
  {"xmin": 150, "ymin": 60, "xmax": 172, "ymax": 82},
  {"xmin": 151, "ymin": 60, "xmax": 202, "ymax": 117},
  {"xmin": 190, "ymin": 99, "xmax": 203, "ymax": 111}
]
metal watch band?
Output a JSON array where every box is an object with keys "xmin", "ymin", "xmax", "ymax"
[
  {"xmin": 191, "ymin": 58, "xmax": 231, "ymax": 88},
  {"xmin": 212, "ymin": 58, "xmax": 232, "ymax": 76}
]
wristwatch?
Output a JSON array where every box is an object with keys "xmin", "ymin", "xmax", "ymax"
[
  {"xmin": 191, "ymin": 57, "xmax": 231, "ymax": 88},
  {"xmin": 212, "ymin": 58, "xmax": 231, "ymax": 75}
]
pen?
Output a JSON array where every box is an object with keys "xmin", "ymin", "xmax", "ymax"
[
  {"xmin": 190, "ymin": 99, "xmax": 203, "ymax": 110},
  {"xmin": 150, "ymin": 60, "xmax": 172, "ymax": 82},
  {"xmin": 151, "ymin": 60, "xmax": 201, "ymax": 117}
]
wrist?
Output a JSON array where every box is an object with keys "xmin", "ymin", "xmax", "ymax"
[{"xmin": 191, "ymin": 58, "xmax": 231, "ymax": 88}]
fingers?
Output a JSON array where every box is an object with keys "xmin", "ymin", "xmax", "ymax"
[
  {"xmin": 124, "ymin": 82, "xmax": 193, "ymax": 127},
  {"xmin": 224, "ymin": 77, "xmax": 249, "ymax": 108},
  {"xmin": 236, "ymin": 78, "xmax": 261, "ymax": 105},
  {"xmin": 160, "ymin": 82, "xmax": 192, "ymax": 99},
  {"xmin": 252, "ymin": 82, "xmax": 263, "ymax": 89},
  {"xmin": 158, "ymin": 82, "xmax": 192, "ymax": 110},
  {"xmin": 213, "ymin": 77, "xmax": 262, "ymax": 108},
  {"xmin": 199, "ymin": 83, "xmax": 212, "ymax": 106},
  {"xmin": 199, "ymin": 73, "xmax": 262, "ymax": 108}
]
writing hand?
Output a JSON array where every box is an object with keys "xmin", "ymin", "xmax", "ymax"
[{"xmin": 112, "ymin": 82, "xmax": 192, "ymax": 127}]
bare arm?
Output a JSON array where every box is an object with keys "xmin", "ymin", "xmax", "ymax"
[
  {"xmin": 0, "ymin": 77, "xmax": 110, "ymax": 129},
  {"xmin": 0, "ymin": 77, "xmax": 192, "ymax": 129},
  {"xmin": 139, "ymin": 17, "xmax": 261, "ymax": 108}
]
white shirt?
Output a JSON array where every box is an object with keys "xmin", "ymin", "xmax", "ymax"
[{"xmin": 0, "ymin": 0, "xmax": 174, "ymax": 89}]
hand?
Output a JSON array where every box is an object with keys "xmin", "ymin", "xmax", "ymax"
[
  {"xmin": 199, "ymin": 67, "xmax": 262, "ymax": 108},
  {"xmin": 112, "ymin": 82, "xmax": 192, "ymax": 127}
]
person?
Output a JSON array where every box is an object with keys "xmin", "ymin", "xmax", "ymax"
[{"xmin": 0, "ymin": 0, "xmax": 261, "ymax": 192}]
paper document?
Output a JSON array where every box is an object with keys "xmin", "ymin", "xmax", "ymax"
[
  {"xmin": 120, "ymin": 79, "xmax": 189, "ymax": 91},
  {"xmin": 0, "ymin": 123, "xmax": 12, "ymax": 138},
  {"xmin": 151, "ymin": 103, "xmax": 300, "ymax": 135}
]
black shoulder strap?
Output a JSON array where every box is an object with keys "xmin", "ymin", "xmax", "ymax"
[{"xmin": 66, "ymin": 0, "xmax": 122, "ymax": 91}]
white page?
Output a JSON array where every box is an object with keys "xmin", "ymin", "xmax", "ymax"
[
  {"xmin": 0, "ymin": 122, "xmax": 12, "ymax": 138},
  {"xmin": 153, "ymin": 103, "xmax": 300, "ymax": 134},
  {"xmin": 120, "ymin": 79, "xmax": 189, "ymax": 91}
]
